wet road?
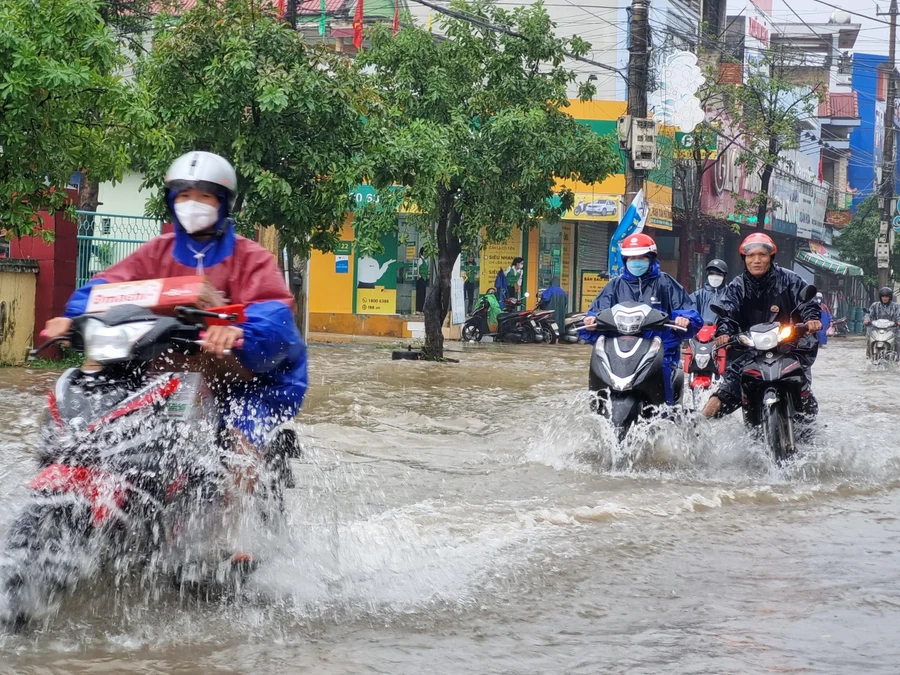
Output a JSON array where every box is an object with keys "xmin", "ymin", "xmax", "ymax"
[{"xmin": 2, "ymin": 338, "xmax": 900, "ymax": 673}]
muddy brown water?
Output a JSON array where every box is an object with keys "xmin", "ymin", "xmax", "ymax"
[{"xmin": 1, "ymin": 339, "xmax": 900, "ymax": 674}]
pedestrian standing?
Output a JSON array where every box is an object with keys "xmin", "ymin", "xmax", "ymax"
[
  {"xmin": 505, "ymin": 257, "xmax": 524, "ymax": 301},
  {"xmin": 415, "ymin": 247, "xmax": 429, "ymax": 313}
]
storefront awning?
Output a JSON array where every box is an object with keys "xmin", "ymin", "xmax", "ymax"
[{"xmin": 795, "ymin": 250, "xmax": 864, "ymax": 276}]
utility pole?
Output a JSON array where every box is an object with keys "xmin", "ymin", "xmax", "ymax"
[
  {"xmin": 625, "ymin": 0, "xmax": 650, "ymax": 206},
  {"xmin": 878, "ymin": 0, "xmax": 898, "ymax": 288},
  {"xmin": 286, "ymin": 0, "xmax": 298, "ymax": 29}
]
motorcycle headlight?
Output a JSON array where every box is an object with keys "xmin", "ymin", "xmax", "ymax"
[
  {"xmin": 694, "ymin": 353, "xmax": 711, "ymax": 369},
  {"xmin": 750, "ymin": 326, "xmax": 780, "ymax": 351},
  {"xmin": 611, "ymin": 307, "xmax": 646, "ymax": 335},
  {"xmin": 82, "ymin": 319, "xmax": 156, "ymax": 363}
]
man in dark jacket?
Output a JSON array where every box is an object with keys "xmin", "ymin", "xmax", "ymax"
[
  {"xmin": 702, "ymin": 233, "xmax": 822, "ymax": 419},
  {"xmin": 864, "ymin": 287, "xmax": 900, "ymax": 324},
  {"xmin": 540, "ymin": 277, "xmax": 569, "ymax": 339},
  {"xmin": 580, "ymin": 233, "xmax": 702, "ymax": 404},
  {"xmin": 690, "ymin": 259, "xmax": 728, "ymax": 324}
]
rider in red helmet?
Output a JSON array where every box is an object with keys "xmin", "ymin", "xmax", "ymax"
[
  {"xmin": 702, "ymin": 232, "xmax": 822, "ymax": 419},
  {"xmin": 581, "ymin": 232, "xmax": 701, "ymax": 404}
]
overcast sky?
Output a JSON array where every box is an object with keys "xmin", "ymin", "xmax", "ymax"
[{"xmin": 771, "ymin": 0, "xmax": 891, "ymax": 56}]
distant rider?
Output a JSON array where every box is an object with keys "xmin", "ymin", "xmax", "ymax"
[
  {"xmin": 864, "ymin": 287, "xmax": 900, "ymax": 326},
  {"xmin": 701, "ymin": 233, "xmax": 821, "ymax": 419},
  {"xmin": 690, "ymin": 259, "xmax": 728, "ymax": 325},
  {"xmin": 581, "ymin": 233, "xmax": 701, "ymax": 404}
]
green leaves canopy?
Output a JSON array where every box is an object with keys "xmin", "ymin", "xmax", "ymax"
[
  {"xmin": 837, "ymin": 196, "xmax": 900, "ymax": 286},
  {"xmin": 0, "ymin": 0, "xmax": 129, "ymax": 240},
  {"xmin": 132, "ymin": 0, "xmax": 372, "ymax": 254},
  {"xmin": 353, "ymin": 0, "xmax": 620, "ymax": 256}
]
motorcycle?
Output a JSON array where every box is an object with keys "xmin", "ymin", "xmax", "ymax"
[
  {"xmin": 586, "ymin": 301, "xmax": 686, "ymax": 442},
  {"xmin": 710, "ymin": 287, "xmax": 817, "ymax": 463},
  {"xmin": 866, "ymin": 319, "xmax": 898, "ymax": 363},
  {"xmin": 462, "ymin": 292, "xmax": 542, "ymax": 343},
  {"xmin": 831, "ymin": 316, "xmax": 849, "ymax": 337},
  {"xmin": 0, "ymin": 303, "xmax": 297, "ymax": 629},
  {"xmin": 533, "ymin": 291, "xmax": 561, "ymax": 344},
  {"xmin": 561, "ymin": 311, "xmax": 588, "ymax": 344},
  {"xmin": 683, "ymin": 324, "xmax": 726, "ymax": 408}
]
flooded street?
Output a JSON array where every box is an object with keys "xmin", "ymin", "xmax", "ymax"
[{"xmin": 2, "ymin": 338, "xmax": 900, "ymax": 673}]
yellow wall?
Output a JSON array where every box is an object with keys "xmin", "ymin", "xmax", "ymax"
[
  {"xmin": 0, "ymin": 265, "xmax": 38, "ymax": 364},
  {"xmin": 309, "ymin": 216, "xmax": 355, "ymax": 314}
]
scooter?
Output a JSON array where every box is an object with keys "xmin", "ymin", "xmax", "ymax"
[
  {"xmin": 710, "ymin": 287, "xmax": 817, "ymax": 463},
  {"xmin": 683, "ymin": 324, "xmax": 726, "ymax": 408},
  {"xmin": 533, "ymin": 290, "xmax": 561, "ymax": 344},
  {"xmin": 0, "ymin": 302, "xmax": 297, "ymax": 630},
  {"xmin": 462, "ymin": 293, "xmax": 541, "ymax": 343},
  {"xmin": 866, "ymin": 319, "xmax": 898, "ymax": 363},
  {"xmin": 586, "ymin": 301, "xmax": 686, "ymax": 442},
  {"xmin": 561, "ymin": 311, "xmax": 588, "ymax": 343}
]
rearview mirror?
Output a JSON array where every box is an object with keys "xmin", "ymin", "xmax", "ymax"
[
  {"xmin": 710, "ymin": 303, "xmax": 727, "ymax": 317},
  {"xmin": 798, "ymin": 284, "xmax": 818, "ymax": 303}
]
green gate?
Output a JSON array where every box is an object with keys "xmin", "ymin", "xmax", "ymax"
[{"xmin": 76, "ymin": 211, "xmax": 162, "ymax": 288}]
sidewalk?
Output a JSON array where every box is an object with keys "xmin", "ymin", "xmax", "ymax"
[{"xmin": 307, "ymin": 332, "xmax": 423, "ymax": 347}]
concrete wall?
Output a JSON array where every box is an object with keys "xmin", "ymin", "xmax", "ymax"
[
  {"xmin": 0, "ymin": 259, "xmax": 39, "ymax": 364},
  {"xmin": 96, "ymin": 171, "xmax": 153, "ymax": 217}
]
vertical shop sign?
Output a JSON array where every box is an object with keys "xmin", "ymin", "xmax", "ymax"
[
  {"xmin": 354, "ymin": 233, "xmax": 398, "ymax": 314},
  {"xmin": 580, "ymin": 270, "xmax": 608, "ymax": 312},
  {"xmin": 479, "ymin": 228, "xmax": 522, "ymax": 294}
]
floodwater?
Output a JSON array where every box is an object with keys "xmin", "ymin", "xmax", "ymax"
[{"xmin": 1, "ymin": 338, "xmax": 900, "ymax": 674}]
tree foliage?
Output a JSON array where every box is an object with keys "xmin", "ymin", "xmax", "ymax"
[
  {"xmin": 131, "ymin": 0, "xmax": 372, "ymax": 254},
  {"xmin": 720, "ymin": 46, "xmax": 824, "ymax": 229},
  {"xmin": 0, "ymin": 0, "xmax": 130, "ymax": 240},
  {"xmin": 355, "ymin": 0, "xmax": 620, "ymax": 358},
  {"xmin": 837, "ymin": 196, "xmax": 900, "ymax": 286}
]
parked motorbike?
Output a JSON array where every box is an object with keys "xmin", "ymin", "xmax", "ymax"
[
  {"xmin": 462, "ymin": 293, "xmax": 542, "ymax": 343},
  {"xmin": 710, "ymin": 286, "xmax": 817, "ymax": 463},
  {"xmin": 0, "ymin": 303, "xmax": 296, "ymax": 630},
  {"xmin": 683, "ymin": 324, "xmax": 726, "ymax": 408},
  {"xmin": 561, "ymin": 311, "xmax": 588, "ymax": 344},
  {"xmin": 831, "ymin": 316, "xmax": 849, "ymax": 337},
  {"xmin": 587, "ymin": 301, "xmax": 686, "ymax": 442},
  {"xmin": 866, "ymin": 319, "xmax": 898, "ymax": 364},
  {"xmin": 533, "ymin": 291, "xmax": 560, "ymax": 344}
]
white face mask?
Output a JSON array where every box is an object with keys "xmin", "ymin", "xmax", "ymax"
[
  {"xmin": 707, "ymin": 274, "xmax": 724, "ymax": 288},
  {"xmin": 174, "ymin": 200, "xmax": 220, "ymax": 234}
]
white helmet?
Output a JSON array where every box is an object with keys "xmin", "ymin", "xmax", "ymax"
[{"xmin": 164, "ymin": 151, "xmax": 238, "ymax": 211}]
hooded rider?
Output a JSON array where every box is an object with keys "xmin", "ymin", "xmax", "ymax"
[
  {"xmin": 43, "ymin": 151, "xmax": 308, "ymax": 451},
  {"xmin": 701, "ymin": 233, "xmax": 821, "ymax": 419},
  {"xmin": 864, "ymin": 287, "xmax": 900, "ymax": 325},
  {"xmin": 580, "ymin": 233, "xmax": 702, "ymax": 404},
  {"xmin": 690, "ymin": 259, "xmax": 728, "ymax": 325}
]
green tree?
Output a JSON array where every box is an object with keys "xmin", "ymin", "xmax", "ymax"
[
  {"xmin": 131, "ymin": 0, "xmax": 372, "ymax": 255},
  {"xmin": 721, "ymin": 45, "xmax": 824, "ymax": 230},
  {"xmin": 354, "ymin": 0, "xmax": 620, "ymax": 359},
  {"xmin": 837, "ymin": 195, "xmax": 900, "ymax": 286},
  {"xmin": 0, "ymin": 0, "xmax": 130, "ymax": 241}
]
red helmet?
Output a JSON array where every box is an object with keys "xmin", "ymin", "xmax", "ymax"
[
  {"xmin": 620, "ymin": 233, "xmax": 657, "ymax": 258},
  {"xmin": 740, "ymin": 232, "xmax": 777, "ymax": 255}
]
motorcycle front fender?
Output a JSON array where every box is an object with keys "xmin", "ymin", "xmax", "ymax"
[{"xmin": 608, "ymin": 394, "xmax": 642, "ymax": 428}]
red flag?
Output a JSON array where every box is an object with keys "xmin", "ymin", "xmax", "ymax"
[
  {"xmin": 392, "ymin": 1, "xmax": 399, "ymax": 35},
  {"xmin": 353, "ymin": 0, "xmax": 364, "ymax": 49}
]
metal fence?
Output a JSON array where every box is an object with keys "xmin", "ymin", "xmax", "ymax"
[{"xmin": 76, "ymin": 211, "xmax": 162, "ymax": 288}]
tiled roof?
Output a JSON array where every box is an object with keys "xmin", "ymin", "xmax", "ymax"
[{"xmin": 829, "ymin": 92, "xmax": 859, "ymax": 119}]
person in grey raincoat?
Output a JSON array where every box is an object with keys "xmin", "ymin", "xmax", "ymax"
[{"xmin": 690, "ymin": 259, "xmax": 729, "ymax": 325}]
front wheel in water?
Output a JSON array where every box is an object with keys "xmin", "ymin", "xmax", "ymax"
[
  {"xmin": 540, "ymin": 323, "xmax": 557, "ymax": 344},
  {"xmin": 0, "ymin": 501, "xmax": 94, "ymax": 630},
  {"xmin": 462, "ymin": 322, "xmax": 483, "ymax": 342},
  {"xmin": 763, "ymin": 399, "xmax": 793, "ymax": 462}
]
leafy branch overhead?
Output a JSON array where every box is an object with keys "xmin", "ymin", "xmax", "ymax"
[
  {"xmin": 131, "ymin": 0, "xmax": 374, "ymax": 255},
  {"xmin": 353, "ymin": 0, "xmax": 620, "ymax": 358},
  {"xmin": 0, "ymin": 0, "xmax": 130, "ymax": 241}
]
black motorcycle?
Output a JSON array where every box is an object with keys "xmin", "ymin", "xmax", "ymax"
[
  {"xmin": 711, "ymin": 287, "xmax": 817, "ymax": 462},
  {"xmin": 0, "ymin": 303, "xmax": 297, "ymax": 630},
  {"xmin": 462, "ymin": 292, "xmax": 540, "ymax": 343},
  {"xmin": 587, "ymin": 301, "xmax": 686, "ymax": 442}
]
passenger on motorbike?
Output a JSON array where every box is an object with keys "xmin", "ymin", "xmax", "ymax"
[
  {"xmin": 581, "ymin": 233, "xmax": 702, "ymax": 404},
  {"xmin": 42, "ymin": 151, "xmax": 308, "ymax": 463},
  {"xmin": 864, "ymin": 287, "xmax": 900, "ymax": 326},
  {"xmin": 690, "ymin": 259, "xmax": 728, "ymax": 325},
  {"xmin": 701, "ymin": 233, "xmax": 822, "ymax": 419}
]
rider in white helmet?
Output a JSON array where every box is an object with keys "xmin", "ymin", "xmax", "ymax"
[{"xmin": 44, "ymin": 150, "xmax": 308, "ymax": 458}]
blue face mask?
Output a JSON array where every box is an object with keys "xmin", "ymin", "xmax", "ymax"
[{"xmin": 626, "ymin": 259, "xmax": 650, "ymax": 276}]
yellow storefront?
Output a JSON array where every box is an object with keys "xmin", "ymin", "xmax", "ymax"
[{"xmin": 307, "ymin": 100, "xmax": 674, "ymax": 337}]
